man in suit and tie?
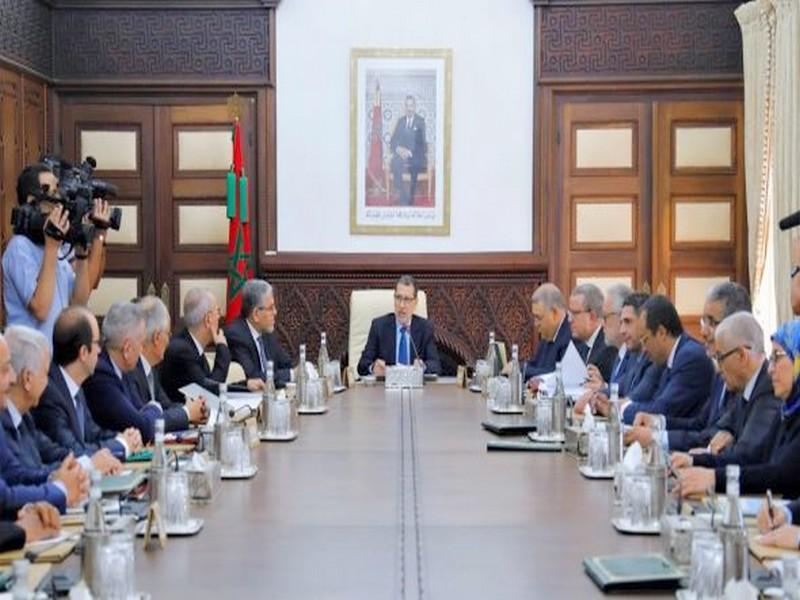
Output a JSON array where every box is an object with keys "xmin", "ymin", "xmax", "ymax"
[
  {"xmin": 585, "ymin": 283, "xmax": 634, "ymax": 391},
  {"xmin": 390, "ymin": 95, "xmax": 427, "ymax": 206},
  {"xmin": 224, "ymin": 279, "xmax": 294, "ymax": 389},
  {"xmin": 160, "ymin": 288, "xmax": 231, "ymax": 403},
  {"xmin": 568, "ymin": 283, "xmax": 617, "ymax": 383},
  {"xmin": 627, "ymin": 281, "xmax": 752, "ymax": 451},
  {"xmin": 524, "ymin": 283, "xmax": 571, "ymax": 384},
  {"xmin": 620, "ymin": 295, "xmax": 714, "ymax": 424},
  {"xmin": 83, "ymin": 301, "xmax": 163, "ymax": 444},
  {"xmin": 357, "ymin": 275, "xmax": 441, "ymax": 376},
  {"xmin": 128, "ymin": 296, "xmax": 207, "ymax": 432},
  {"xmin": 33, "ymin": 307, "xmax": 142, "ymax": 463},
  {"xmin": 4, "ymin": 325, "xmax": 122, "ymax": 475}
]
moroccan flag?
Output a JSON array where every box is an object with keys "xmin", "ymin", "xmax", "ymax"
[
  {"xmin": 225, "ymin": 119, "xmax": 253, "ymax": 323},
  {"xmin": 366, "ymin": 81, "xmax": 383, "ymax": 191}
]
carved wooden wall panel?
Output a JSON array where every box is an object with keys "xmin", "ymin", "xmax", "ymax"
[{"xmin": 0, "ymin": 0, "xmax": 53, "ymax": 78}]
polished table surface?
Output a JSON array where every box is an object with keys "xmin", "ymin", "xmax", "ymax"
[{"xmin": 134, "ymin": 383, "xmax": 666, "ymax": 599}]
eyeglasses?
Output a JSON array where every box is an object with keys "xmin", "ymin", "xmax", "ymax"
[
  {"xmin": 700, "ymin": 315, "xmax": 721, "ymax": 329},
  {"xmin": 769, "ymin": 349, "xmax": 789, "ymax": 366},
  {"xmin": 792, "ymin": 265, "xmax": 800, "ymax": 280},
  {"xmin": 568, "ymin": 308, "xmax": 591, "ymax": 319},
  {"xmin": 394, "ymin": 294, "xmax": 416, "ymax": 305},
  {"xmin": 714, "ymin": 345, "xmax": 749, "ymax": 365},
  {"xmin": 603, "ymin": 311, "xmax": 619, "ymax": 320}
]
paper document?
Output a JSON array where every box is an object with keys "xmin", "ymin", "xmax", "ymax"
[
  {"xmin": 179, "ymin": 383, "xmax": 219, "ymax": 409},
  {"xmin": 561, "ymin": 341, "xmax": 588, "ymax": 388}
]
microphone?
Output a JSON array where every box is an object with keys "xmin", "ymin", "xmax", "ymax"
[
  {"xmin": 227, "ymin": 405, "xmax": 256, "ymax": 423},
  {"xmin": 400, "ymin": 325, "xmax": 423, "ymax": 370},
  {"xmin": 779, "ymin": 210, "xmax": 800, "ymax": 231}
]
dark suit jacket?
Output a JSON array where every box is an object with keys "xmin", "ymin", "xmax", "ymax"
[
  {"xmin": 0, "ymin": 425, "xmax": 66, "ymax": 514},
  {"xmin": 0, "ymin": 521, "xmax": 25, "ymax": 552},
  {"xmin": 128, "ymin": 358, "xmax": 189, "ymax": 433},
  {"xmin": 524, "ymin": 318, "xmax": 571, "ymax": 380},
  {"xmin": 224, "ymin": 317, "xmax": 292, "ymax": 388},
  {"xmin": 693, "ymin": 362, "xmax": 782, "ymax": 468},
  {"xmin": 390, "ymin": 114, "xmax": 426, "ymax": 171},
  {"xmin": 789, "ymin": 499, "xmax": 800, "ymax": 525},
  {"xmin": 357, "ymin": 314, "xmax": 441, "ymax": 376},
  {"xmin": 83, "ymin": 350, "xmax": 162, "ymax": 444},
  {"xmin": 622, "ymin": 335, "xmax": 714, "ymax": 424},
  {"xmin": 1, "ymin": 409, "xmax": 68, "ymax": 472},
  {"xmin": 160, "ymin": 328, "xmax": 231, "ymax": 404},
  {"xmin": 621, "ymin": 352, "xmax": 663, "ymax": 402},
  {"xmin": 576, "ymin": 327, "xmax": 617, "ymax": 384},
  {"xmin": 32, "ymin": 363, "xmax": 125, "ymax": 459},
  {"xmin": 598, "ymin": 350, "xmax": 638, "ymax": 397},
  {"xmin": 666, "ymin": 373, "xmax": 730, "ymax": 452}
]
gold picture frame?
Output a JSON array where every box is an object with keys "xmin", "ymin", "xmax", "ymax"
[{"xmin": 350, "ymin": 48, "xmax": 452, "ymax": 236}]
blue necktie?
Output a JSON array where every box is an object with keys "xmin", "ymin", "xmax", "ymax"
[
  {"xmin": 398, "ymin": 328, "xmax": 409, "ymax": 365},
  {"xmin": 75, "ymin": 390, "xmax": 86, "ymax": 441}
]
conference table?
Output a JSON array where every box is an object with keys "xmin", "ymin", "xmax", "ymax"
[{"xmin": 134, "ymin": 382, "xmax": 665, "ymax": 599}]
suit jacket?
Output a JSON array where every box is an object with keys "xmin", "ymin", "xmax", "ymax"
[
  {"xmin": 575, "ymin": 327, "xmax": 617, "ymax": 384},
  {"xmin": 357, "ymin": 314, "xmax": 441, "ymax": 376},
  {"xmin": 1, "ymin": 409, "xmax": 68, "ymax": 472},
  {"xmin": 666, "ymin": 373, "xmax": 730, "ymax": 452},
  {"xmin": 83, "ymin": 350, "xmax": 162, "ymax": 444},
  {"xmin": 789, "ymin": 499, "xmax": 800, "ymax": 525},
  {"xmin": 621, "ymin": 352, "xmax": 663, "ymax": 402},
  {"xmin": 0, "ymin": 521, "xmax": 25, "ymax": 552},
  {"xmin": 160, "ymin": 329, "xmax": 231, "ymax": 404},
  {"xmin": 622, "ymin": 335, "xmax": 714, "ymax": 424},
  {"xmin": 390, "ymin": 114, "xmax": 426, "ymax": 170},
  {"xmin": 693, "ymin": 362, "xmax": 782, "ymax": 468},
  {"xmin": 524, "ymin": 318, "xmax": 571, "ymax": 380},
  {"xmin": 224, "ymin": 317, "xmax": 292, "ymax": 388},
  {"xmin": 0, "ymin": 425, "xmax": 66, "ymax": 514},
  {"xmin": 32, "ymin": 363, "xmax": 125, "ymax": 459},
  {"xmin": 714, "ymin": 408, "xmax": 800, "ymax": 497},
  {"xmin": 128, "ymin": 358, "xmax": 189, "ymax": 433},
  {"xmin": 598, "ymin": 350, "xmax": 638, "ymax": 397}
]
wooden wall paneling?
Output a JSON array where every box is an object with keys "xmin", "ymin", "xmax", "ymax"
[{"xmin": 0, "ymin": 67, "xmax": 22, "ymax": 246}]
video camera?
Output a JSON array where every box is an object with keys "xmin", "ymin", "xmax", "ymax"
[{"xmin": 11, "ymin": 155, "xmax": 122, "ymax": 248}]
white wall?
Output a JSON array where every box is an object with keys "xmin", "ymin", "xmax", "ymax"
[{"xmin": 276, "ymin": 0, "xmax": 534, "ymax": 253}]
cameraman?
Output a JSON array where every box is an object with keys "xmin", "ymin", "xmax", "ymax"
[{"xmin": 2, "ymin": 163, "xmax": 108, "ymax": 342}]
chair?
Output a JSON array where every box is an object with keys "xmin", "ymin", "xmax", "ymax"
[
  {"xmin": 347, "ymin": 289, "xmax": 428, "ymax": 380},
  {"xmin": 204, "ymin": 352, "xmax": 247, "ymax": 385}
]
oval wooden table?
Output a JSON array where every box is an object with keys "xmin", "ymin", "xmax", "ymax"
[{"xmin": 134, "ymin": 383, "xmax": 666, "ymax": 599}]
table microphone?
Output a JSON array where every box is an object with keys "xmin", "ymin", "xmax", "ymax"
[{"xmin": 779, "ymin": 210, "xmax": 800, "ymax": 231}]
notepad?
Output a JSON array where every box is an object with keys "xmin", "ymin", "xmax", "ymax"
[
  {"xmin": 100, "ymin": 470, "xmax": 147, "ymax": 495},
  {"xmin": 748, "ymin": 530, "xmax": 800, "ymax": 562},
  {"xmin": 583, "ymin": 553, "xmax": 684, "ymax": 592},
  {"xmin": 486, "ymin": 439, "xmax": 563, "ymax": 452}
]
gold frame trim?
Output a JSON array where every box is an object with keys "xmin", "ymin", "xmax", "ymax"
[{"xmin": 349, "ymin": 48, "xmax": 452, "ymax": 236}]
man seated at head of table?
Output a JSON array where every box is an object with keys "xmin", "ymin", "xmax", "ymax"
[
  {"xmin": 523, "ymin": 283, "xmax": 571, "ymax": 383},
  {"xmin": 160, "ymin": 288, "xmax": 231, "ymax": 403},
  {"xmin": 224, "ymin": 279, "xmax": 293, "ymax": 389},
  {"xmin": 82, "ymin": 301, "xmax": 164, "ymax": 444},
  {"xmin": 677, "ymin": 320, "xmax": 800, "ymax": 499},
  {"xmin": 128, "ymin": 295, "xmax": 207, "ymax": 432},
  {"xmin": 357, "ymin": 275, "xmax": 441, "ymax": 377},
  {"xmin": 3, "ymin": 325, "xmax": 123, "ymax": 476},
  {"xmin": 0, "ymin": 331, "xmax": 87, "ymax": 514},
  {"xmin": 576, "ymin": 292, "xmax": 663, "ymax": 416},
  {"xmin": 617, "ymin": 295, "xmax": 714, "ymax": 425},
  {"xmin": 33, "ymin": 307, "xmax": 143, "ymax": 463},
  {"xmin": 626, "ymin": 282, "xmax": 753, "ymax": 452},
  {"xmin": 567, "ymin": 283, "xmax": 618, "ymax": 384}
]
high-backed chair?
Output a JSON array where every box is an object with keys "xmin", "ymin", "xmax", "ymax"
[{"xmin": 347, "ymin": 289, "xmax": 428, "ymax": 380}]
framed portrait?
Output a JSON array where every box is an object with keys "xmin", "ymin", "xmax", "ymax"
[{"xmin": 350, "ymin": 48, "xmax": 452, "ymax": 236}]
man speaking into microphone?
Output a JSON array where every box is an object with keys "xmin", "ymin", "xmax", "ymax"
[{"xmin": 357, "ymin": 275, "xmax": 441, "ymax": 376}]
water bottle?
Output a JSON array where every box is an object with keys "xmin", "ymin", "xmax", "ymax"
[
  {"xmin": 607, "ymin": 383, "xmax": 622, "ymax": 467},
  {"xmin": 85, "ymin": 470, "xmax": 106, "ymax": 533},
  {"xmin": 297, "ymin": 344, "xmax": 308, "ymax": 408},
  {"xmin": 149, "ymin": 418, "xmax": 168, "ymax": 510},
  {"xmin": 260, "ymin": 361, "xmax": 275, "ymax": 437},
  {"xmin": 552, "ymin": 362, "xmax": 566, "ymax": 437},
  {"xmin": 720, "ymin": 464, "xmax": 749, "ymax": 585},
  {"xmin": 485, "ymin": 332, "xmax": 502, "ymax": 378},
  {"xmin": 213, "ymin": 383, "xmax": 229, "ymax": 461},
  {"xmin": 509, "ymin": 344, "xmax": 522, "ymax": 407},
  {"xmin": 318, "ymin": 332, "xmax": 330, "ymax": 381}
]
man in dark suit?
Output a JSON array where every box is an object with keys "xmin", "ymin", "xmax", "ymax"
[
  {"xmin": 160, "ymin": 287, "xmax": 231, "ymax": 403},
  {"xmin": 585, "ymin": 283, "xmax": 635, "ymax": 393},
  {"xmin": 224, "ymin": 279, "xmax": 294, "ymax": 389},
  {"xmin": 568, "ymin": 283, "xmax": 617, "ymax": 382},
  {"xmin": 524, "ymin": 283, "xmax": 571, "ymax": 383},
  {"xmin": 83, "ymin": 301, "xmax": 163, "ymax": 444},
  {"xmin": 357, "ymin": 275, "xmax": 441, "ymax": 376},
  {"xmin": 620, "ymin": 295, "xmax": 714, "ymax": 424},
  {"xmin": 3, "ymin": 325, "xmax": 122, "ymax": 476},
  {"xmin": 0, "ymin": 503, "xmax": 60, "ymax": 553},
  {"xmin": 33, "ymin": 307, "xmax": 142, "ymax": 464},
  {"xmin": 129, "ymin": 296, "xmax": 206, "ymax": 432},
  {"xmin": 390, "ymin": 95, "xmax": 427, "ymax": 206}
]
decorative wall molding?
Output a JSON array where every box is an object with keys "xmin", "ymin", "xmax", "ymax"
[
  {"xmin": 266, "ymin": 271, "xmax": 546, "ymax": 375},
  {"xmin": 537, "ymin": 2, "xmax": 743, "ymax": 80},
  {"xmin": 0, "ymin": 0, "xmax": 53, "ymax": 79},
  {"xmin": 53, "ymin": 9, "xmax": 271, "ymax": 83}
]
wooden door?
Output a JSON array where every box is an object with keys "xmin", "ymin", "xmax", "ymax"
[{"xmin": 60, "ymin": 103, "xmax": 156, "ymax": 317}]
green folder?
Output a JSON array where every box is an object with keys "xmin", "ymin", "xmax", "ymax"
[
  {"xmin": 100, "ymin": 471, "xmax": 147, "ymax": 495},
  {"xmin": 126, "ymin": 449, "xmax": 153, "ymax": 462},
  {"xmin": 583, "ymin": 553, "xmax": 684, "ymax": 592}
]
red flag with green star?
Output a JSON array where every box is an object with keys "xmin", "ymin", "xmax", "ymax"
[{"xmin": 225, "ymin": 119, "xmax": 253, "ymax": 323}]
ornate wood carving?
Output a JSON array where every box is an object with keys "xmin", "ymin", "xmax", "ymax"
[
  {"xmin": 538, "ymin": 2, "xmax": 742, "ymax": 80},
  {"xmin": 0, "ymin": 0, "xmax": 53, "ymax": 78},
  {"xmin": 266, "ymin": 271, "xmax": 547, "ymax": 375},
  {"xmin": 53, "ymin": 9, "xmax": 270, "ymax": 83}
]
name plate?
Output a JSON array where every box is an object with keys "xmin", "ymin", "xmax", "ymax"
[{"xmin": 385, "ymin": 365, "xmax": 423, "ymax": 389}]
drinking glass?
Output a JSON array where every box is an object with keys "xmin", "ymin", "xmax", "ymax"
[
  {"xmin": 307, "ymin": 378, "xmax": 324, "ymax": 408},
  {"xmin": 269, "ymin": 396, "xmax": 289, "ymax": 437},
  {"xmin": 689, "ymin": 531, "xmax": 724, "ymax": 599},
  {"xmin": 95, "ymin": 532, "xmax": 136, "ymax": 600},
  {"xmin": 623, "ymin": 472, "xmax": 652, "ymax": 527},
  {"xmin": 223, "ymin": 427, "xmax": 245, "ymax": 471},
  {"xmin": 588, "ymin": 426, "xmax": 609, "ymax": 472},
  {"xmin": 164, "ymin": 471, "xmax": 190, "ymax": 527},
  {"xmin": 784, "ymin": 555, "xmax": 800, "ymax": 600},
  {"xmin": 536, "ymin": 394, "xmax": 553, "ymax": 438}
]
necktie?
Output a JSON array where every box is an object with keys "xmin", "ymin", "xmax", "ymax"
[
  {"xmin": 576, "ymin": 341, "xmax": 589, "ymax": 363},
  {"xmin": 407, "ymin": 117, "xmax": 412, "ymax": 129},
  {"xmin": 398, "ymin": 328, "xmax": 409, "ymax": 365},
  {"xmin": 74, "ymin": 390, "xmax": 86, "ymax": 441},
  {"xmin": 257, "ymin": 336, "xmax": 269, "ymax": 377}
]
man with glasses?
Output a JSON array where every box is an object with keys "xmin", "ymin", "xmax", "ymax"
[
  {"xmin": 161, "ymin": 288, "xmax": 231, "ymax": 403},
  {"xmin": 585, "ymin": 283, "xmax": 633, "ymax": 391},
  {"xmin": 33, "ymin": 307, "xmax": 142, "ymax": 462},
  {"xmin": 568, "ymin": 283, "xmax": 617, "ymax": 382},
  {"xmin": 357, "ymin": 275, "xmax": 441, "ymax": 376},
  {"xmin": 523, "ymin": 283, "xmax": 571, "ymax": 383},
  {"xmin": 224, "ymin": 279, "xmax": 294, "ymax": 389},
  {"xmin": 83, "ymin": 301, "xmax": 163, "ymax": 444}
]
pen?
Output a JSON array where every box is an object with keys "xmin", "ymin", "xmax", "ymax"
[{"xmin": 767, "ymin": 488, "xmax": 776, "ymax": 530}]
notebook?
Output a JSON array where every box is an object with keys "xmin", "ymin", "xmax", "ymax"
[
  {"xmin": 481, "ymin": 419, "xmax": 537, "ymax": 436},
  {"xmin": 583, "ymin": 553, "xmax": 684, "ymax": 592},
  {"xmin": 486, "ymin": 439, "xmax": 563, "ymax": 452}
]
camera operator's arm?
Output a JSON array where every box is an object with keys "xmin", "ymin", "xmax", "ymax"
[
  {"xmin": 28, "ymin": 206, "xmax": 69, "ymax": 322},
  {"xmin": 87, "ymin": 199, "xmax": 109, "ymax": 290},
  {"xmin": 70, "ymin": 253, "xmax": 91, "ymax": 306}
]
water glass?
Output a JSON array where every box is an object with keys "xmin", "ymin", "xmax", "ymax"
[
  {"xmin": 306, "ymin": 378, "xmax": 324, "ymax": 408},
  {"xmin": 268, "ymin": 396, "xmax": 290, "ymax": 437},
  {"xmin": 222, "ymin": 427, "xmax": 249, "ymax": 471},
  {"xmin": 164, "ymin": 471, "xmax": 190, "ymax": 527},
  {"xmin": 689, "ymin": 531, "xmax": 724, "ymax": 599},
  {"xmin": 661, "ymin": 514, "xmax": 694, "ymax": 567},
  {"xmin": 784, "ymin": 555, "xmax": 800, "ymax": 600},
  {"xmin": 536, "ymin": 393, "xmax": 553, "ymax": 437},
  {"xmin": 475, "ymin": 360, "xmax": 490, "ymax": 393},
  {"xmin": 95, "ymin": 532, "xmax": 136, "ymax": 600},
  {"xmin": 588, "ymin": 426, "xmax": 609, "ymax": 472},
  {"xmin": 325, "ymin": 360, "xmax": 342, "ymax": 388},
  {"xmin": 623, "ymin": 472, "xmax": 653, "ymax": 527}
]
